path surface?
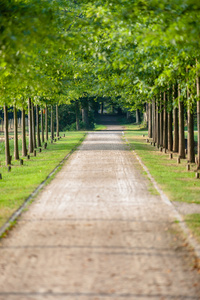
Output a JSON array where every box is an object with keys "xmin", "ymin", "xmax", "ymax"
[{"xmin": 0, "ymin": 124, "xmax": 200, "ymax": 300}]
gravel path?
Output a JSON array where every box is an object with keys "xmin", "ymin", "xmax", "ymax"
[{"xmin": 0, "ymin": 125, "xmax": 200, "ymax": 300}]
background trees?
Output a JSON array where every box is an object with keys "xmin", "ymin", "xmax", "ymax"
[{"xmin": 1, "ymin": 0, "xmax": 200, "ymax": 168}]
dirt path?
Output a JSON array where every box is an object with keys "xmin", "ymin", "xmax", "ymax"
[{"xmin": 0, "ymin": 125, "xmax": 200, "ymax": 300}]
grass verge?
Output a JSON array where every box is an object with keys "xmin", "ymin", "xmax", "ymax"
[
  {"xmin": 185, "ymin": 214, "xmax": 200, "ymax": 244},
  {"xmin": 124, "ymin": 124, "xmax": 200, "ymax": 242},
  {"xmin": 0, "ymin": 131, "xmax": 85, "ymax": 228},
  {"xmin": 94, "ymin": 124, "xmax": 107, "ymax": 131}
]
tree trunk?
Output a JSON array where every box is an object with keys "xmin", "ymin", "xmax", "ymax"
[
  {"xmin": 187, "ymin": 82, "xmax": 195, "ymax": 163},
  {"xmin": 45, "ymin": 104, "xmax": 48, "ymax": 141},
  {"xmin": 32, "ymin": 102, "xmax": 36, "ymax": 149},
  {"xmin": 152, "ymin": 99, "xmax": 156, "ymax": 143},
  {"xmin": 51, "ymin": 105, "xmax": 54, "ymax": 140},
  {"xmin": 163, "ymin": 92, "xmax": 168, "ymax": 149},
  {"xmin": 187, "ymin": 107, "xmax": 195, "ymax": 163},
  {"xmin": 21, "ymin": 108, "xmax": 27, "ymax": 157},
  {"xmin": 168, "ymin": 110, "xmax": 173, "ymax": 152},
  {"xmin": 197, "ymin": 74, "xmax": 200, "ymax": 169},
  {"xmin": 143, "ymin": 103, "xmax": 147, "ymax": 124},
  {"xmin": 173, "ymin": 107, "xmax": 179, "ymax": 153},
  {"xmin": 41, "ymin": 108, "xmax": 44, "ymax": 143},
  {"xmin": 14, "ymin": 106, "xmax": 19, "ymax": 160},
  {"xmin": 56, "ymin": 105, "xmax": 59, "ymax": 137},
  {"xmin": 28, "ymin": 98, "xmax": 33, "ymax": 153},
  {"xmin": 173, "ymin": 85, "xmax": 179, "ymax": 153},
  {"xmin": 82, "ymin": 107, "xmax": 89, "ymax": 129},
  {"xmin": 148, "ymin": 103, "xmax": 152, "ymax": 138},
  {"xmin": 178, "ymin": 86, "xmax": 185, "ymax": 158},
  {"xmin": 159, "ymin": 100, "xmax": 163, "ymax": 147},
  {"xmin": 101, "ymin": 102, "xmax": 104, "ymax": 115},
  {"xmin": 75, "ymin": 101, "xmax": 80, "ymax": 130},
  {"xmin": 136, "ymin": 109, "xmax": 141, "ymax": 124},
  {"xmin": 36, "ymin": 105, "xmax": 41, "ymax": 147},
  {"xmin": 156, "ymin": 100, "xmax": 160, "ymax": 147},
  {"xmin": 4, "ymin": 105, "xmax": 11, "ymax": 166}
]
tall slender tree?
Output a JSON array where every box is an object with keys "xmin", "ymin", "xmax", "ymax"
[
  {"xmin": 21, "ymin": 107, "xmax": 27, "ymax": 157},
  {"xmin": 178, "ymin": 85, "xmax": 185, "ymax": 159},
  {"xmin": 56, "ymin": 104, "xmax": 59, "ymax": 137},
  {"xmin": 13, "ymin": 105, "xmax": 19, "ymax": 160},
  {"xmin": 28, "ymin": 98, "xmax": 33, "ymax": 153},
  {"xmin": 41, "ymin": 108, "xmax": 44, "ymax": 143},
  {"xmin": 148, "ymin": 102, "xmax": 152, "ymax": 138},
  {"xmin": 32, "ymin": 102, "xmax": 37, "ymax": 149},
  {"xmin": 45, "ymin": 104, "xmax": 48, "ymax": 141},
  {"xmin": 36, "ymin": 105, "xmax": 41, "ymax": 147},
  {"xmin": 4, "ymin": 105, "xmax": 11, "ymax": 166},
  {"xmin": 51, "ymin": 105, "xmax": 54, "ymax": 140},
  {"xmin": 163, "ymin": 92, "xmax": 168, "ymax": 149},
  {"xmin": 196, "ymin": 71, "xmax": 200, "ymax": 169}
]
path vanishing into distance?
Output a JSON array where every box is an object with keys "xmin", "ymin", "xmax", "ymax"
[{"xmin": 0, "ymin": 119, "xmax": 200, "ymax": 300}]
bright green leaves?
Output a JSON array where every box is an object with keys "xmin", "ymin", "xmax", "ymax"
[{"xmin": 1, "ymin": 0, "xmax": 200, "ymax": 111}]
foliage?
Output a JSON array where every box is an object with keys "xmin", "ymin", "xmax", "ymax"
[{"xmin": 1, "ymin": 0, "xmax": 200, "ymax": 110}]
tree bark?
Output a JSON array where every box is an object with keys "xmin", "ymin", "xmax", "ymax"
[
  {"xmin": 168, "ymin": 110, "xmax": 173, "ymax": 152},
  {"xmin": 143, "ymin": 103, "xmax": 147, "ymax": 124},
  {"xmin": 173, "ymin": 107, "xmax": 179, "ymax": 153},
  {"xmin": 187, "ymin": 108, "xmax": 195, "ymax": 163},
  {"xmin": 167, "ymin": 88, "xmax": 173, "ymax": 152},
  {"xmin": 159, "ymin": 99, "xmax": 163, "ymax": 147},
  {"xmin": 152, "ymin": 99, "xmax": 156, "ymax": 143},
  {"xmin": 136, "ymin": 109, "xmax": 141, "ymax": 124},
  {"xmin": 101, "ymin": 102, "xmax": 104, "ymax": 115},
  {"xmin": 28, "ymin": 98, "xmax": 33, "ymax": 153},
  {"xmin": 187, "ymin": 80, "xmax": 195, "ymax": 163},
  {"xmin": 163, "ymin": 92, "xmax": 168, "ymax": 149},
  {"xmin": 21, "ymin": 108, "xmax": 27, "ymax": 157},
  {"xmin": 197, "ymin": 74, "xmax": 200, "ymax": 169},
  {"xmin": 45, "ymin": 104, "xmax": 48, "ymax": 141},
  {"xmin": 173, "ymin": 85, "xmax": 179, "ymax": 153},
  {"xmin": 31, "ymin": 102, "xmax": 36, "ymax": 149},
  {"xmin": 4, "ymin": 105, "xmax": 11, "ymax": 166},
  {"xmin": 51, "ymin": 105, "xmax": 54, "ymax": 140},
  {"xmin": 148, "ymin": 103, "xmax": 152, "ymax": 138},
  {"xmin": 56, "ymin": 105, "xmax": 59, "ymax": 137},
  {"xmin": 82, "ymin": 107, "xmax": 89, "ymax": 129},
  {"xmin": 41, "ymin": 108, "xmax": 44, "ymax": 143},
  {"xmin": 156, "ymin": 99, "xmax": 160, "ymax": 147},
  {"xmin": 14, "ymin": 106, "xmax": 19, "ymax": 160},
  {"xmin": 178, "ymin": 86, "xmax": 185, "ymax": 158},
  {"xmin": 36, "ymin": 105, "xmax": 41, "ymax": 147},
  {"xmin": 75, "ymin": 100, "xmax": 80, "ymax": 130}
]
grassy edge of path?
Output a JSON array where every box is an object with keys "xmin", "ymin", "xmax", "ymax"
[
  {"xmin": 124, "ymin": 124, "xmax": 200, "ymax": 244},
  {"xmin": 0, "ymin": 131, "xmax": 86, "ymax": 231}
]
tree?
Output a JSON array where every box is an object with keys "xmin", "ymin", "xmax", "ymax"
[{"xmin": 14, "ymin": 106, "xmax": 19, "ymax": 160}]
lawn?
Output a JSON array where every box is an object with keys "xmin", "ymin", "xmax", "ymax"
[
  {"xmin": 0, "ymin": 131, "xmax": 85, "ymax": 228},
  {"xmin": 124, "ymin": 124, "xmax": 200, "ymax": 242}
]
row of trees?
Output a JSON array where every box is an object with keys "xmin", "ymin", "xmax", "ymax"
[
  {"xmin": 1, "ymin": 1, "xmax": 200, "ymax": 168},
  {"xmin": 1, "ymin": 97, "xmax": 102, "ymax": 165},
  {"xmin": 2, "ymin": 101, "xmax": 60, "ymax": 165},
  {"xmin": 147, "ymin": 85, "xmax": 199, "ymax": 168},
  {"xmin": 77, "ymin": 0, "xmax": 200, "ymax": 169}
]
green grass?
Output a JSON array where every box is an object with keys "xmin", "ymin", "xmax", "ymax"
[
  {"xmin": 124, "ymin": 124, "xmax": 200, "ymax": 242},
  {"xmin": 94, "ymin": 124, "xmax": 107, "ymax": 131},
  {"xmin": 0, "ymin": 131, "xmax": 85, "ymax": 227},
  {"xmin": 124, "ymin": 124, "xmax": 200, "ymax": 204},
  {"xmin": 185, "ymin": 214, "xmax": 200, "ymax": 243}
]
